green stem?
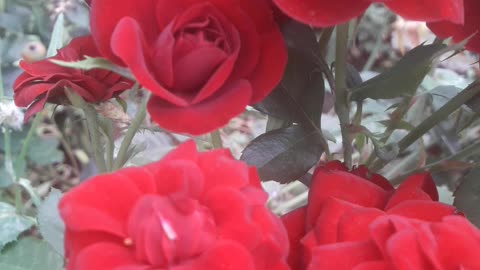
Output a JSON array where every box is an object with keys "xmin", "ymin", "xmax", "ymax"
[
  {"xmin": 210, "ymin": 130, "xmax": 223, "ymax": 149},
  {"xmin": 15, "ymin": 114, "xmax": 41, "ymax": 176},
  {"xmin": 112, "ymin": 98, "xmax": 147, "ymax": 170},
  {"xmin": 391, "ymin": 140, "xmax": 480, "ymax": 185},
  {"xmin": 371, "ymin": 81, "xmax": 480, "ymax": 171},
  {"xmin": 334, "ymin": 23, "xmax": 353, "ymax": 169},
  {"xmin": 105, "ymin": 121, "xmax": 114, "ymax": 172},
  {"xmin": 318, "ymin": 27, "xmax": 334, "ymax": 56},
  {"xmin": 84, "ymin": 104, "xmax": 107, "ymax": 173},
  {"xmin": 65, "ymin": 89, "xmax": 107, "ymax": 173},
  {"xmin": 0, "ymin": 53, "xmax": 23, "ymax": 213}
]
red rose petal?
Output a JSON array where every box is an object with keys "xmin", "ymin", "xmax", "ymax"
[
  {"xmin": 147, "ymin": 79, "xmax": 252, "ymax": 135},
  {"xmin": 247, "ymin": 28, "xmax": 287, "ymax": 103},
  {"xmin": 386, "ymin": 230, "xmax": 435, "ymax": 269},
  {"xmin": 337, "ymin": 206, "xmax": 385, "ymax": 242},
  {"xmin": 309, "ymin": 241, "xmax": 381, "ymax": 270},
  {"xmin": 281, "ymin": 207, "xmax": 307, "ymax": 270},
  {"xmin": 272, "ymin": 0, "xmax": 371, "ymax": 27},
  {"xmin": 59, "ymin": 173, "xmax": 145, "ymax": 236},
  {"xmin": 428, "ymin": 0, "xmax": 480, "ymax": 54},
  {"xmin": 385, "ymin": 173, "xmax": 439, "ymax": 210},
  {"xmin": 173, "ymin": 240, "xmax": 255, "ymax": 270},
  {"xmin": 159, "ymin": 140, "xmax": 199, "ymax": 163},
  {"xmin": 311, "ymin": 198, "xmax": 361, "ymax": 245},
  {"xmin": 324, "ymin": 160, "xmax": 347, "ymax": 171},
  {"xmin": 427, "ymin": 216, "xmax": 480, "ymax": 268},
  {"xmin": 387, "ymin": 200, "xmax": 456, "ymax": 222},
  {"xmin": 353, "ymin": 261, "xmax": 390, "ymax": 270},
  {"xmin": 64, "ymin": 230, "xmax": 123, "ymax": 270},
  {"xmin": 306, "ymin": 167, "xmax": 390, "ymax": 228},
  {"xmin": 197, "ymin": 149, "xmax": 250, "ymax": 190},
  {"xmin": 90, "ymin": 0, "xmax": 158, "ymax": 65},
  {"xmin": 73, "ymin": 243, "xmax": 143, "ymax": 270},
  {"xmin": 110, "ymin": 17, "xmax": 189, "ymax": 106}
]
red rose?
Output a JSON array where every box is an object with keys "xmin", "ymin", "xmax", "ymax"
[
  {"xmin": 428, "ymin": 0, "xmax": 480, "ymax": 54},
  {"xmin": 310, "ymin": 215, "xmax": 480, "ymax": 269},
  {"xmin": 272, "ymin": 0, "xmax": 464, "ymax": 27},
  {"xmin": 59, "ymin": 141, "xmax": 290, "ymax": 270},
  {"xmin": 14, "ymin": 36, "xmax": 132, "ymax": 121},
  {"xmin": 89, "ymin": 0, "xmax": 287, "ymax": 135},
  {"xmin": 282, "ymin": 161, "xmax": 462, "ymax": 270}
]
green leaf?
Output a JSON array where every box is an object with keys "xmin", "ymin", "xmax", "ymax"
[
  {"xmin": 240, "ymin": 126, "xmax": 324, "ymax": 184},
  {"xmin": 350, "ymin": 43, "xmax": 460, "ymax": 101},
  {"xmin": 253, "ymin": 21, "xmax": 324, "ymax": 127},
  {"xmin": 0, "ymin": 160, "xmax": 24, "ymax": 188},
  {"xmin": 0, "ymin": 203, "xmax": 35, "ymax": 250},
  {"xmin": 50, "ymin": 57, "xmax": 135, "ymax": 81},
  {"xmin": 46, "ymin": 13, "xmax": 65, "ymax": 57},
  {"xmin": 0, "ymin": 129, "xmax": 64, "ymax": 169},
  {"xmin": 0, "ymin": 237, "xmax": 64, "ymax": 270},
  {"xmin": 37, "ymin": 189, "xmax": 64, "ymax": 256},
  {"xmin": 378, "ymin": 119, "xmax": 414, "ymax": 131},
  {"xmin": 26, "ymin": 137, "xmax": 64, "ymax": 166},
  {"xmin": 359, "ymin": 126, "xmax": 399, "ymax": 161},
  {"xmin": 346, "ymin": 64, "xmax": 363, "ymax": 89},
  {"xmin": 454, "ymin": 168, "xmax": 480, "ymax": 227}
]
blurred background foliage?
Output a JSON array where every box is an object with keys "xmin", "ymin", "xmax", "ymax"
[{"xmin": 0, "ymin": 0, "xmax": 90, "ymax": 201}]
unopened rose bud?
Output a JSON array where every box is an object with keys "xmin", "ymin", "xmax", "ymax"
[{"xmin": 21, "ymin": 41, "xmax": 46, "ymax": 62}]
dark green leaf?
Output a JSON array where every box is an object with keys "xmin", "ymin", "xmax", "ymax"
[
  {"xmin": 454, "ymin": 168, "xmax": 480, "ymax": 227},
  {"xmin": 350, "ymin": 43, "xmax": 451, "ymax": 101},
  {"xmin": 378, "ymin": 119, "xmax": 414, "ymax": 131},
  {"xmin": 240, "ymin": 126, "xmax": 324, "ymax": 184},
  {"xmin": 346, "ymin": 64, "xmax": 363, "ymax": 89},
  {"xmin": 253, "ymin": 21, "xmax": 324, "ymax": 126}
]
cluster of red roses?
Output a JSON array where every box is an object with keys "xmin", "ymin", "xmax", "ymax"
[
  {"xmin": 59, "ymin": 142, "xmax": 480, "ymax": 270},
  {"xmin": 12, "ymin": 0, "xmax": 480, "ymax": 269},
  {"xmin": 13, "ymin": 0, "xmax": 480, "ymax": 135}
]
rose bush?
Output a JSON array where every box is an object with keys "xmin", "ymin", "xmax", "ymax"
[
  {"xmin": 59, "ymin": 141, "xmax": 290, "ymax": 270},
  {"xmin": 428, "ymin": 0, "xmax": 480, "ymax": 54},
  {"xmin": 13, "ymin": 36, "xmax": 132, "ymax": 120},
  {"xmin": 272, "ymin": 0, "xmax": 464, "ymax": 27},
  {"xmin": 89, "ymin": 0, "xmax": 287, "ymax": 135},
  {"xmin": 282, "ymin": 161, "xmax": 469, "ymax": 270}
]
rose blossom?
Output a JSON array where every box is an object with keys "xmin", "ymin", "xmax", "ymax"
[
  {"xmin": 59, "ymin": 141, "xmax": 290, "ymax": 270},
  {"xmin": 272, "ymin": 0, "xmax": 464, "ymax": 27},
  {"xmin": 281, "ymin": 161, "xmax": 470, "ymax": 270},
  {"xmin": 89, "ymin": 0, "xmax": 287, "ymax": 135},
  {"xmin": 13, "ymin": 36, "xmax": 132, "ymax": 121},
  {"xmin": 309, "ymin": 215, "xmax": 480, "ymax": 269},
  {"xmin": 428, "ymin": 0, "xmax": 480, "ymax": 54}
]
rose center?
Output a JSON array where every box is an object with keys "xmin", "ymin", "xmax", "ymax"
[
  {"xmin": 152, "ymin": 3, "xmax": 238, "ymax": 93},
  {"xmin": 127, "ymin": 195, "xmax": 217, "ymax": 267}
]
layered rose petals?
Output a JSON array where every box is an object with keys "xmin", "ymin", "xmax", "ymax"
[
  {"xmin": 310, "ymin": 216, "xmax": 480, "ymax": 270},
  {"xmin": 281, "ymin": 161, "xmax": 475, "ymax": 270},
  {"xmin": 90, "ymin": 0, "xmax": 287, "ymax": 135},
  {"xmin": 272, "ymin": 0, "xmax": 464, "ymax": 27},
  {"xmin": 13, "ymin": 36, "xmax": 132, "ymax": 120},
  {"xmin": 428, "ymin": 0, "xmax": 480, "ymax": 54},
  {"xmin": 59, "ymin": 141, "xmax": 290, "ymax": 270}
]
